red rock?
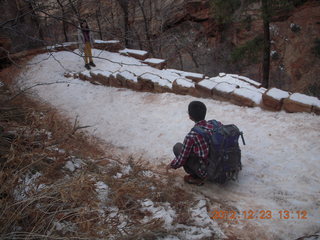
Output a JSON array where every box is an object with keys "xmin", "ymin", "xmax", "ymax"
[
  {"xmin": 172, "ymin": 79, "xmax": 197, "ymax": 96},
  {"xmin": 142, "ymin": 58, "xmax": 167, "ymax": 70},
  {"xmin": 195, "ymin": 84, "xmax": 212, "ymax": 98},
  {"xmin": 283, "ymin": 98, "xmax": 312, "ymax": 113},
  {"xmin": 262, "ymin": 93, "xmax": 282, "ymax": 111}
]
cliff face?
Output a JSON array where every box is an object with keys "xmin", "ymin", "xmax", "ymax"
[{"xmin": 124, "ymin": 0, "xmax": 320, "ymax": 96}]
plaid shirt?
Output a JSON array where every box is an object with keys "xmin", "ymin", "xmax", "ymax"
[{"xmin": 170, "ymin": 119, "xmax": 221, "ymax": 178}]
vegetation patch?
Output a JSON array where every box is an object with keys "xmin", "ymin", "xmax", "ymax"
[
  {"xmin": 231, "ymin": 36, "xmax": 264, "ymax": 64},
  {"xmin": 209, "ymin": 0, "xmax": 242, "ymax": 24}
]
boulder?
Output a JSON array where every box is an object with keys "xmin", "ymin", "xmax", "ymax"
[
  {"xmin": 231, "ymin": 88, "xmax": 262, "ymax": 107},
  {"xmin": 185, "ymin": 73, "xmax": 204, "ymax": 83},
  {"xmin": 94, "ymin": 40, "xmax": 123, "ymax": 52},
  {"xmin": 138, "ymin": 75, "xmax": 154, "ymax": 91},
  {"xmin": 168, "ymin": 69, "xmax": 204, "ymax": 83},
  {"xmin": 283, "ymin": 98, "xmax": 312, "ymax": 113},
  {"xmin": 109, "ymin": 73, "xmax": 122, "ymax": 87},
  {"xmin": 78, "ymin": 71, "xmax": 92, "ymax": 81},
  {"xmin": 138, "ymin": 73, "xmax": 172, "ymax": 93},
  {"xmin": 90, "ymin": 70, "xmax": 112, "ymax": 86},
  {"xmin": 116, "ymin": 71, "xmax": 142, "ymax": 90},
  {"xmin": 282, "ymin": 93, "xmax": 317, "ymax": 113},
  {"xmin": 262, "ymin": 88, "xmax": 290, "ymax": 111},
  {"xmin": 142, "ymin": 58, "xmax": 167, "ymax": 70},
  {"xmin": 195, "ymin": 79, "xmax": 217, "ymax": 98},
  {"xmin": 312, "ymin": 105, "xmax": 320, "ymax": 115},
  {"xmin": 172, "ymin": 78, "xmax": 197, "ymax": 96},
  {"xmin": 211, "ymin": 82, "xmax": 237, "ymax": 100},
  {"xmin": 119, "ymin": 48, "xmax": 149, "ymax": 60}
]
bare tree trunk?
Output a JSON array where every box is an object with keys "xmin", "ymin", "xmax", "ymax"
[
  {"xmin": 261, "ymin": 0, "xmax": 270, "ymax": 89},
  {"xmin": 56, "ymin": 0, "xmax": 68, "ymax": 42},
  {"xmin": 96, "ymin": 10, "xmax": 103, "ymax": 40},
  {"xmin": 27, "ymin": 1, "xmax": 44, "ymax": 41},
  {"xmin": 116, "ymin": 0, "xmax": 130, "ymax": 47},
  {"xmin": 137, "ymin": 0, "xmax": 154, "ymax": 54}
]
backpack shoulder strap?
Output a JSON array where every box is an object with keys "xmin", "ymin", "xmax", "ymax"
[{"xmin": 192, "ymin": 126, "xmax": 210, "ymax": 143}]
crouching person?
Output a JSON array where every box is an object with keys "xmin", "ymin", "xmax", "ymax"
[{"xmin": 166, "ymin": 101, "xmax": 222, "ymax": 186}]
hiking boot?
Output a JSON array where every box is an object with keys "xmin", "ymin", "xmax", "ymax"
[
  {"xmin": 85, "ymin": 64, "xmax": 91, "ymax": 70},
  {"xmin": 89, "ymin": 62, "xmax": 96, "ymax": 67},
  {"xmin": 184, "ymin": 175, "xmax": 204, "ymax": 186}
]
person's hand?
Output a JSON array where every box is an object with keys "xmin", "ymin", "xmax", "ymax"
[{"xmin": 166, "ymin": 163, "xmax": 172, "ymax": 172}]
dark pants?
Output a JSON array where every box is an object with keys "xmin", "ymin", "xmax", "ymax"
[{"xmin": 173, "ymin": 142, "xmax": 203, "ymax": 179}]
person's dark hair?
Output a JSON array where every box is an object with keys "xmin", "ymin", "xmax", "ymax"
[
  {"xmin": 80, "ymin": 20, "xmax": 87, "ymax": 27},
  {"xmin": 188, "ymin": 101, "xmax": 207, "ymax": 122}
]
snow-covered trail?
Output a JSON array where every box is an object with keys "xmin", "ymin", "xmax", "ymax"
[{"xmin": 16, "ymin": 50, "xmax": 320, "ymax": 239}]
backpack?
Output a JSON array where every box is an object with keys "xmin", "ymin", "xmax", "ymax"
[{"xmin": 192, "ymin": 120, "xmax": 245, "ymax": 184}]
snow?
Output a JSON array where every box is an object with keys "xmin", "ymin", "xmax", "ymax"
[
  {"xmin": 65, "ymin": 161, "xmax": 76, "ymax": 172},
  {"xmin": 214, "ymin": 82, "xmax": 237, "ymax": 93},
  {"xmin": 64, "ymin": 157, "xmax": 84, "ymax": 172},
  {"xmin": 140, "ymin": 73, "xmax": 171, "ymax": 87},
  {"xmin": 290, "ymin": 93, "xmax": 320, "ymax": 108},
  {"xmin": 80, "ymin": 70, "xmax": 91, "ymax": 78},
  {"xmin": 95, "ymin": 181, "xmax": 109, "ymax": 202},
  {"xmin": 140, "ymin": 198, "xmax": 224, "ymax": 239},
  {"xmin": 267, "ymin": 88, "xmax": 290, "ymax": 100},
  {"xmin": 46, "ymin": 42, "xmax": 77, "ymax": 50},
  {"xmin": 233, "ymin": 87, "xmax": 263, "ymax": 105},
  {"xmin": 175, "ymin": 78, "xmax": 195, "ymax": 88},
  {"xmin": 119, "ymin": 48, "xmax": 148, "ymax": 56},
  {"xmin": 197, "ymin": 79, "xmax": 218, "ymax": 89},
  {"xmin": 140, "ymin": 199, "xmax": 176, "ymax": 229},
  {"xmin": 168, "ymin": 69, "xmax": 204, "ymax": 80},
  {"xmin": 143, "ymin": 58, "xmax": 166, "ymax": 64},
  {"xmin": 91, "ymin": 69, "xmax": 113, "ymax": 78},
  {"xmin": 13, "ymin": 172, "xmax": 43, "ymax": 201},
  {"xmin": 116, "ymin": 71, "xmax": 138, "ymax": 83},
  {"xmin": 94, "ymin": 40, "xmax": 120, "ymax": 44},
  {"xmin": 228, "ymin": 74, "xmax": 261, "ymax": 87},
  {"xmin": 16, "ymin": 49, "xmax": 320, "ymax": 240}
]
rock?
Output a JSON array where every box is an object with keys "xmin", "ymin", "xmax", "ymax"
[
  {"xmin": 262, "ymin": 88, "xmax": 290, "ymax": 111},
  {"xmin": 231, "ymin": 88, "xmax": 262, "ymax": 107},
  {"xmin": 94, "ymin": 40, "xmax": 123, "ymax": 52},
  {"xmin": 211, "ymin": 82, "xmax": 237, "ymax": 101},
  {"xmin": 138, "ymin": 75, "xmax": 154, "ymax": 91},
  {"xmin": 109, "ymin": 74, "xmax": 122, "ymax": 88},
  {"xmin": 284, "ymin": 92, "xmax": 320, "ymax": 113},
  {"xmin": 78, "ymin": 71, "xmax": 92, "ymax": 81},
  {"xmin": 312, "ymin": 105, "xmax": 320, "ymax": 115},
  {"xmin": 283, "ymin": 98, "xmax": 312, "ymax": 113},
  {"xmin": 185, "ymin": 74, "xmax": 205, "ymax": 83},
  {"xmin": 138, "ymin": 73, "xmax": 172, "ymax": 93},
  {"xmin": 195, "ymin": 79, "xmax": 217, "ymax": 98},
  {"xmin": 119, "ymin": 48, "xmax": 149, "ymax": 60},
  {"xmin": 90, "ymin": 70, "xmax": 112, "ymax": 86},
  {"xmin": 116, "ymin": 71, "xmax": 142, "ymax": 90},
  {"xmin": 142, "ymin": 58, "xmax": 167, "ymax": 70},
  {"xmin": 172, "ymin": 78, "xmax": 197, "ymax": 96},
  {"xmin": 168, "ymin": 69, "xmax": 205, "ymax": 83}
]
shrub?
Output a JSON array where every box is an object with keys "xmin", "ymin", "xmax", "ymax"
[
  {"xmin": 209, "ymin": 0, "xmax": 241, "ymax": 24},
  {"xmin": 231, "ymin": 36, "xmax": 264, "ymax": 64}
]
